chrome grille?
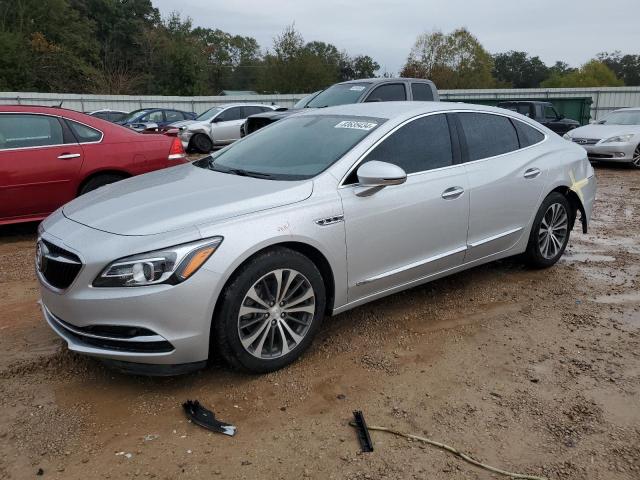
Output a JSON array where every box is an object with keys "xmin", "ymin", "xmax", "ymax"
[
  {"xmin": 37, "ymin": 239, "xmax": 82, "ymax": 289},
  {"xmin": 572, "ymin": 138, "xmax": 600, "ymax": 145}
]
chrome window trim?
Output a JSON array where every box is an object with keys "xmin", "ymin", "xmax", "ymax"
[
  {"xmin": 0, "ymin": 111, "xmax": 104, "ymax": 152},
  {"xmin": 338, "ymin": 109, "xmax": 549, "ymax": 188}
]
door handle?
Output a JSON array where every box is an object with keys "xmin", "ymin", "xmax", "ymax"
[
  {"xmin": 441, "ymin": 186, "xmax": 464, "ymax": 200},
  {"xmin": 57, "ymin": 153, "xmax": 81, "ymax": 160},
  {"xmin": 524, "ymin": 168, "xmax": 541, "ymax": 179}
]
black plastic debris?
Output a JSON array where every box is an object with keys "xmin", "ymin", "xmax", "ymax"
[
  {"xmin": 182, "ymin": 400, "xmax": 237, "ymax": 436},
  {"xmin": 352, "ymin": 410, "xmax": 374, "ymax": 452}
]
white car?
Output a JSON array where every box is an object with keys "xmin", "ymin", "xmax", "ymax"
[
  {"xmin": 564, "ymin": 107, "xmax": 640, "ymax": 168},
  {"xmin": 172, "ymin": 103, "xmax": 278, "ymax": 153}
]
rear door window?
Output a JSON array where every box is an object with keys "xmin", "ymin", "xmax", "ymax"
[
  {"xmin": 218, "ymin": 107, "xmax": 243, "ymax": 121},
  {"xmin": 513, "ymin": 120, "xmax": 545, "ymax": 148},
  {"xmin": 165, "ymin": 110, "xmax": 184, "ymax": 122},
  {"xmin": 0, "ymin": 114, "xmax": 65, "ymax": 149},
  {"xmin": 66, "ymin": 120, "xmax": 103, "ymax": 143},
  {"xmin": 457, "ymin": 112, "xmax": 520, "ymax": 161},
  {"xmin": 365, "ymin": 83, "xmax": 407, "ymax": 102},
  {"xmin": 141, "ymin": 110, "xmax": 164, "ymax": 123},
  {"xmin": 411, "ymin": 83, "xmax": 434, "ymax": 101},
  {"xmin": 243, "ymin": 106, "xmax": 266, "ymax": 117}
]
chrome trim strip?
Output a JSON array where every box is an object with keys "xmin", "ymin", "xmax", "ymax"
[
  {"xmin": 314, "ymin": 215, "xmax": 344, "ymax": 226},
  {"xmin": 338, "ymin": 109, "xmax": 548, "ymax": 188},
  {"xmin": 43, "ymin": 304, "xmax": 167, "ymax": 343},
  {"xmin": 356, "ymin": 245, "xmax": 467, "ymax": 286},
  {"xmin": 468, "ymin": 227, "xmax": 523, "ymax": 248}
]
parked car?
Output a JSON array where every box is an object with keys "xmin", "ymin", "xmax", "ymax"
[
  {"xmin": 86, "ymin": 109, "xmax": 129, "ymax": 123},
  {"xmin": 497, "ymin": 101, "xmax": 579, "ymax": 135},
  {"xmin": 563, "ymin": 107, "xmax": 640, "ymax": 168},
  {"xmin": 172, "ymin": 103, "xmax": 277, "ymax": 153},
  {"xmin": 241, "ymin": 77, "xmax": 439, "ymax": 136},
  {"xmin": 117, "ymin": 108, "xmax": 196, "ymax": 131},
  {"xmin": 37, "ymin": 102, "xmax": 595, "ymax": 375},
  {"xmin": 293, "ymin": 90, "xmax": 322, "ymax": 109},
  {"xmin": 0, "ymin": 105, "xmax": 188, "ymax": 225}
]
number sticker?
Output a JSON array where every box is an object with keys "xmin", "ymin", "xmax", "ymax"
[
  {"xmin": 349, "ymin": 86, "xmax": 366, "ymax": 91},
  {"xmin": 334, "ymin": 121, "xmax": 378, "ymax": 130}
]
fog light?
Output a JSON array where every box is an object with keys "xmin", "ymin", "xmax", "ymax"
[{"xmin": 615, "ymin": 152, "xmax": 626, "ymax": 158}]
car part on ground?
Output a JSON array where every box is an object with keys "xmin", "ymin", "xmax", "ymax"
[
  {"xmin": 241, "ymin": 77, "xmax": 439, "ymax": 137},
  {"xmin": 0, "ymin": 105, "xmax": 188, "ymax": 226},
  {"xmin": 352, "ymin": 411, "xmax": 374, "ymax": 453},
  {"xmin": 183, "ymin": 400, "xmax": 236, "ymax": 436},
  {"xmin": 563, "ymin": 107, "xmax": 640, "ymax": 167},
  {"xmin": 36, "ymin": 101, "xmax": 595, "ymax": 375}
]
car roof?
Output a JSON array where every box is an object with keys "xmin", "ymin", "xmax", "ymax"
[
  {"xmin": 338, "ymin": 77, "xmax": 435, "ymax": 86},
  {"xmin": 613, "ymin": 107, "xmax": 640, "ymax": 112},
  {"xmin": 295, "ymin": 101, "xmax": 514, "ymax": 121},
  {"xmin": 217, "ymin": 103, "xmax": 275, "ymax": 108}
]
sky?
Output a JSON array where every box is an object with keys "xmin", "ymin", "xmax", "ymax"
[{"xmin": 153, "ymin": 0, "xmax": 639, "ymax": 75}]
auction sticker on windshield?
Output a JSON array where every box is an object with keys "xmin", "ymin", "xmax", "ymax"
[
  {"xmin": 334, "ymin": 121, "xmax": 378, "ymax": 130},
  {"xmin": 349, "ymin": 86, "xmax": 366, "ymax": 91}
]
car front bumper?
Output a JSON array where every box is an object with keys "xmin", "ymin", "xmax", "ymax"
[
  {"xmin": 37, "ymin": 214, "xmax": 224, "ymax": 371},
  {"xmin": 582, "ymin": 142, "xmax": 637, "ymax": 163},
  {"xmin": 179, "ymin": 131, "xmax": 194, "ymax": 149}
]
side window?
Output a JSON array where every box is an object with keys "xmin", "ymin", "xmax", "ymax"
[
  {"xmin": 165, "ymin": 110, "xmax": 184, "ymax": 122},
  {"xmin": 513, "ymin": 120, "xmax": 545, "ymax": 148},
  {"xmin": 0, "ymin": 114, "xmax": 64, "ymax": 149},
  {"xmin": 535, "ymin": 104, "xmax": 544, "ymax": 119},
  {"xmin": 516, "ymin": 105, "xmax": 532, "ymax": 117},
  {"xmin": 141, "ymin": 111, "xmax": 164, "ymax": 122},
  {"xmin": 544, "ymin": 105, "xmax": 558, "ymax": 120},
  {"xmin": 260, "ymin": 106, "xmax": 273, "ymax": 112},
  {"xmin": 457, "ymin": 112, "xmax": 519, "ymax": 161},
  {"xmin": 218, "ymin": 107, "xmax": 243, "ymax": 121},
  {"xmin": 243, "ymin": 106, "xmax": 265, "ymax": 117},
  {"xmin": 365, "ymin": 83, "xmax": 407, "ymax": 102},
  {"xmin": 351, "ymin": 114, "xmax": 452, "ymax": 180},
  {"xmin": 411, "ymin": 83, "xmax": 434, "ymax": 101},
  {"xmin": 67, "ymin": 120, "xmax": 102, "ymax": 143}
]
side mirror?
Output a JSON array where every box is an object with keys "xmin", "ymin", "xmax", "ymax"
[{"xmin": 355, "ymin": 160, "xmax": 407, "ymax": 196}]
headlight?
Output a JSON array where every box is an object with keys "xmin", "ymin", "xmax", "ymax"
[
  {"xmin": 93, "ymin": 237, "xmax": 222, "ymax": 287},
  {"xmin": 563, "ymin": 133, "xmax": 572, "ymax": 140},
  {"xmin": 602, "ymin": 133, "xmax": 635, "ymax": 143}
]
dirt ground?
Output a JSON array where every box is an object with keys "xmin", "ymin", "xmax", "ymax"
[{"xmin": 1, "ymin": 164, "xmax": 638, "ymax": 480}]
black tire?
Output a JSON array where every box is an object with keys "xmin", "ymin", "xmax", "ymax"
[
  {"xmin": 79, "ymin": 173, "xmax": 126, "ymax": 195},
  {"xmin": 631, "ymin": 144, "xmax": 640, "ymax": 169},
  {"xmin": 213, "ymin": 247, "xmax": 326, "ymax": 373},
  {"xmin": 191, "ymin": 133, "xmax": 213, "ymax": 153},
  {"xmin": 524, "ymin": 192, "xmax": 573, "ymax": 268}
]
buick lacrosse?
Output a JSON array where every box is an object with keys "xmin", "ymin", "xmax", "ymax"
[{"xmin": 37, "ymin": 102, "xmax": 596, "ymax": 375}]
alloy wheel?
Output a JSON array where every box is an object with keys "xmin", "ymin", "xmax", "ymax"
[
  {"xmin": 538, "ymin": 203, "xmax": 569, "ymax": 259},
  {"xmin": 633, "ymin": 145, "xmax": 640, "ymax": 168},
  {"xmin": 237, "ymin": 269, "xmax": 316, "ymax": 359}
]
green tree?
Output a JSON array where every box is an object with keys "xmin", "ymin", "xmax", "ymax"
[
  {"xmin": 597, "ymin": 51, "xmax": 640, "ymax": 86},
  {"xmin": 541, "ymin": 60, "xmax": 624, "ymax": 88},
  {"xmin": 401, "ymin": 28, "xmax": 495, "ymax": 89},
  {"xmin": 492, "ymin": 51, "xmax": 549, "ymax": 88}
]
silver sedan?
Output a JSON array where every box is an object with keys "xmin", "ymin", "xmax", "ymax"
[{"xmin": 36, "ymin": 102, "xmax": 596, "ymax": 375}]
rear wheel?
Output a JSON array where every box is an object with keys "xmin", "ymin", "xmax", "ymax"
[
  {"xmin": 79, "ymin": 173, "xmax": 126, "ymax": 195},
  {"xmin": 213, "ymin": 247, "xmax": 326, "ymax": 373},
  {"xmin": 524, "ymin": 192, "xmax": 572, "ymax": 268},
  {"xmin": 191, "ymin": 133, "xmax": 213, "ymax": 153}
]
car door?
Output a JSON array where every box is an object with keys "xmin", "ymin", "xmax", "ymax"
[
  {"xmin": 363, "ymin": 83, "xmax": 407, "ymax": 103},
  {"xmin": 0, "ymin": 113, "xmax": 84, "ymax": 222},
  {"xmin": 339, "ymin": 113, "xmax": 469, "ymax": 302},
  {"xmin": 456, "ymin": 112, "xmax": 548, "ymax": 262},
  {"xmin": 165, "ymin": 110, "xmax": 184, "ymax": 125},
  {"xmin": 212, "ymin": 107, "xmax": 245, "ymax": 144}
]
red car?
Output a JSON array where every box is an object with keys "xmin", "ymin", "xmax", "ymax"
[{"xmin": 0, "ymin": 105, "xmax": 188, "ymax": 225}]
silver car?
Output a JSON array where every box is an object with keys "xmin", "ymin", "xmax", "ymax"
[
  {"xmin": 564, "ymin": 107, "xmax": 640, "ymax": 168},
  {"xmin": 172, "ymin": 103, "xmax": 277, "ymax": 153},
  {"xmin": 37, "ymin": 102, "xmax": 596, "ymax": 375}
]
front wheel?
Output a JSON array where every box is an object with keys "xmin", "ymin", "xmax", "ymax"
[
  {"xmin": 213, "ymin": 247, "xmax": 326, "ymax": 373},
  {"xmin": 632, "ymin": 144, "xmax": 640, "ymax": 169},
  {"xmin": 191, "ymin": 133, "xmax": 213, "ymax": 153},
  {"xmin": 524, "ymin": 192, "xmax": 573, "ymax": 268}
]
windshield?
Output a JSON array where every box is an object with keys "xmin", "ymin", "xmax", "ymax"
[
  {"xmin": 122, "ymin": 109, "xmax": 150, "ymax": 122},
  {"xmin": 194, "ymin": 115, "xmax": 384, "ymax": 180},
  {"xmin": 306, "ymin": 83, "xmax": 371, "ymax": 108},
  {"xmin": 294, "ymin": 91, "xmax": 321, "ymax": 109},
  {"xmin": 598, "ymin": 110, "xmax": 640, "ymax": 125},
  {"xmin": 196, "ymin": 106, "xmax": 224, "ymax": 121}
]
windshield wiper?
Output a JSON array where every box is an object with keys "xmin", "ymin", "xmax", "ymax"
[{"xmin": 223, "ymin": 167, "xmax": 273, "ymax": 179}]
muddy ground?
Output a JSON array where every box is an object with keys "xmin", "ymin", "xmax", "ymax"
[{"xmin": 0, "ymin": 164, "xmax": 638, "ymax": 480}]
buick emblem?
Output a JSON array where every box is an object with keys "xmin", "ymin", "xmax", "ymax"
[
  {"xmin": 577, "ymin": 139, "xmax": 587, "ymax": 145},
  {"xmin": 36, "ymin": 241, "xmax": 49, "ymax": 273}
]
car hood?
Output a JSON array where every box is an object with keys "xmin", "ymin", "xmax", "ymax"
[
  {"xmin": 170, "ymin": 119, "xmax": 200, "ymax": 129},
  {"xmin": 62, "ymin": 164, "xmax": 313, "ymax": 236},
  {"xmin": 567, "ymin": 124, "xmax": 640, "ymax": 139}
]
